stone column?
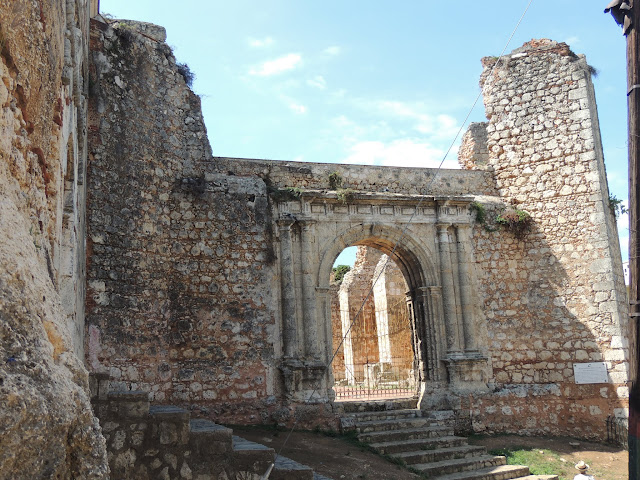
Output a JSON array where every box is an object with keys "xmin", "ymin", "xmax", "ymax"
[
  {"xmin": 278, "ymin": 218, "xmax": 298, "ymax": 358},
  {"xmin": 300, "ymin": 221, "xmax": 320, "ymax": 360},
  {"xmin": 427, "ymin": 286, "xmax": 446, "ymax": 380},
  {"xmin": 436, "ymin": 223, "xmax": 463, "ymax": 356},
  {"xmin": 416, "ymin": 286, "xmax": 444, "ymax": 382},
  {"xmin": 456, "ymin": 224, "xmax": 478, "ymax": 353},
  {"xmin": 316, "ymin": 286, "xmax": 332, "ymax": 364},
  {"xmin": 339, "ymin": 288, "xmax": 356, "ymax": 384}
]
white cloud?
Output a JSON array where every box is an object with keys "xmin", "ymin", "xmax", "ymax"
[
  {"xmin": 248, "ymin": 36, "xmax": 274, "ymax": 48},
  {"xmin": 564, "ymin": 36, "xmax": 580, "ymax": 47},
  {"xmin": 249, "ymin": 53, "xmax": 302, "ymax": 76},
  {"xmin": 289, "ymin": 103, "xmax": 307, "ymax": 114},
  {"xmin": 323, "ymin": 46, "xmax": 341, "ymax": 56},
  {"xmin": 341, "ymin": 139, "xmax": 460, "ymax": 169},
  {"xmin": 363, "ymin": 100, "xmax": 460, "ymax": 140},
  {"xmin": 307, "ymin": 75, "xmax": 327, "ymax": 90},
  {"xmin": 279, "ymin": 94, "xmax": 307, "ymax": 114}
]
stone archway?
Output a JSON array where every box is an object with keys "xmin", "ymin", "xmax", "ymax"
[
  {"xmin": 273, "ymin": 191, "xmax": 491, "ymax": 406},
  {"xmin": 330, "ymin": 245, "xmax": 420, "ymax": 401},
  {"xmin": 318, "ymin": 224, "xmax": 445, "ymax": 397}
]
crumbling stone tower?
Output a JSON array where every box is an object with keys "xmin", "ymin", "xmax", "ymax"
[{"xmin": 459, "ymin": 39, "xmax": 629, "ymax": 433}]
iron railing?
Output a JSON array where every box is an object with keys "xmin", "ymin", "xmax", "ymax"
[{"xmin": 606, "ymin": 415, "xmax": 629, "ymax": 449}]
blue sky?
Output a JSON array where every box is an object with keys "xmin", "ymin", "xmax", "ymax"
[{"xmin": 102, "ymin": 1, "xmax": 630, "ymax": 267}]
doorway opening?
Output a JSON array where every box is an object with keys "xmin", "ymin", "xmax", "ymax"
[{"xmin": 330, "ymin": 246, "xmax": 416, "ymax": 401}]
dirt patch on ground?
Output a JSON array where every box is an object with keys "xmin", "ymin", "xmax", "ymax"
[
  {"xmin": 232, "ymin": 426, "xmax": 628, "ymax": 480},
  {"xmin": 232, "ymin": 425, "xmax": 422, "ymax": 480}
]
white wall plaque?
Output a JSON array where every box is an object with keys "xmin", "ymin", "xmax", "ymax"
[{"xmin": 573, "ymin": 362, "xmax": 609, "ymax": 384}]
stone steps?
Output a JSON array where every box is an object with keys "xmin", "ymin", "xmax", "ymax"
[
  {"xmin": 358, "ymin": 425, "xmax": 455, "ymax": 443},
  {"xmin": 370, "ymin": 435, "xmax": 469, "ymax": 454},
  {"xmin": 354, "ymin": 416, "xmax": 433, "ymax": 433},
  {"xmin": 345, "ymin": 408, "xmax": 423, "ymax": 422},
  {"xmin": 341, "ymin": 406, "xmax": 557, "ymax": 480},
  {"xmin": 232, "ymin": 436, "xmax": 319, "ymax": 480},
  {"xmin": 337, "ymin": 398, "xmax": 417, "ymax": 413},
  {"xmin": 413, "ymin": 454, "xmax": 508, "ymax": 475},
  {"xmin": 395, "ymin": 445, "xmax": 488, "ymax": 465},
  {"xmin": 433, "ymin": 464, "xmax": 540, "ymax": 480},
  {"xmin": 91, "ymin": 378, "xmax": 332, "ymax": 479},
  {"xmin": 272, "ymin": 455, "xmax": 315, "ymax": 480}
]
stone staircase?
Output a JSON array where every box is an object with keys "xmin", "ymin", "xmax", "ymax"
[
  {"xmin": 90, "ymin": 373, "xmax": 332, "ymax": 479},
  {"xmin": 341, "ymin": 407, "xmax": 558, "ymax": 480}
]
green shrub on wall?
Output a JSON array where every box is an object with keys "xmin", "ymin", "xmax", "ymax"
[{"xmin": 495, "ymin": 207, "xmax": 532, "ymax": 239}]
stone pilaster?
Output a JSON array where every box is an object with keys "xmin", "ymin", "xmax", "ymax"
[
  {"xmin": 436, "ymin": 223, "xmax": 463, "ymax": 356},
  {"xmin": 300, "ymin": 220, "xmax": 320, "ymax": 360},
  {"xmin": 278, "ymin": 217, "xmax": 298, "ymax": 358},
  {"xmin": 455, "ymin": 224, "xmax": 478, "ymax": 353}
]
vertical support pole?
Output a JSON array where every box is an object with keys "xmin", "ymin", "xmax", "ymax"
[
  {"xmin": 406, "ymin": 293, "xmax": 422, "ymax": 381},
  {"xmin": 456, "ymin": 224, "xmax": 479, "ymax": 353},
  {"xmin": 436, "ymin": 223, "xmax": 463, "ymax": 356},
  {"xmin": 428, "ymin": 285, "xmax": 446, "ymax": 380},
  {"xmin": 628, "ymin": 2, "xmax": 640, "ymax": 477},
  {"xmin": 278, "ymin": 218, "xmax": 298, "ymax": 359},
  {"xmin": 316, "ymin": 286, "xmax": 332, "ymax": 363}
]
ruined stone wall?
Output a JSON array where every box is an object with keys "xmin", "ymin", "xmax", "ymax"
[
  {"xmin": 86, "ymin": 20, "xmax": 280, "ymax": 424},
  {"xmin": 214, "ymin": 156, "xmax": 497, "ymax": 197},
  {"xmin": 337, "ymin": 247, "xmax": 382, "ymax": 382},
  {"xmin": 372, "ymin": 255, "xmax": 413, "ymax": 375},
  {"xmin": 0, "ymin": 1, "xmax": 107, "ymax": 477},
  {"xmin": 330, "ymin": 281, "xmax": 346, "ymax": 382},
  {"xmin": 84, "ymin": 19, "xmax": 629, "ymax": 440},
  {"xmin": 464, "ymin": 40, "xmax": 629, "ymax": 437}
]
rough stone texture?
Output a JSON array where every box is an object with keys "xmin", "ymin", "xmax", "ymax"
[
  {"xmin": 90, "ymin": 378, "xmax": 277, "ymax": 479},
  {"xmin": 0, "ymin": 1, "xmax": 107, "ymax": 478},
  {"xmin": 458, "ymin": 122, "xmax": 490, "ymax": 171},
  {"xmin": 85, "ymin": 21, "xmax": 628, "ymax": 443},
  {"xmin": 86, "ymin": 19, "xmax": 281, "ymax": 425},
  {"xmin": 465, "ymin": 39, "xmax": 629, "ymax": 437},
  {"xmin": 213, "ymin": 156, "xmax": 497, "ymax": 197}
]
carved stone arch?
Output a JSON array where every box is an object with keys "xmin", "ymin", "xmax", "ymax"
[
  {"xmin": 317, "ymin": 222, "xmax": 448, "ymax": 397},
  {"xmin": 317, "ymin": 222, "xmax": 438, "ymax": 289}
]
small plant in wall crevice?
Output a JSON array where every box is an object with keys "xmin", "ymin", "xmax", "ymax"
[
  {"xmin": 495, "ymin": 207, "xmax": 532, "ymax": 239},
  {"xmin": 336, "ymin": 188, "xmax": 355, "ymax": 205},
  {"xmin": 470, "ymin": 201, "xmax": 497, "ymax": 232}
]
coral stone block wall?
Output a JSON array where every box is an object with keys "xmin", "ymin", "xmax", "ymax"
[
  {"xmin": 85, "ymin": 19, "xmax": 628, "ymax": 441},
  {"xmin": 0, "ymin": 1, "xmax": 107, "ymax": 477},
  {"xmin": 460, "ymin": 40, "xmax": 629, "ymax": 437},
  {"xmin": 86, "ymin": 20, "xmax": 279, "ymax": 423}
]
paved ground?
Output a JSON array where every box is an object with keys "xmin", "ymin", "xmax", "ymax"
[{"xmin": 232, "ymin": 425, "xmax": 628, "ymax": 480}]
